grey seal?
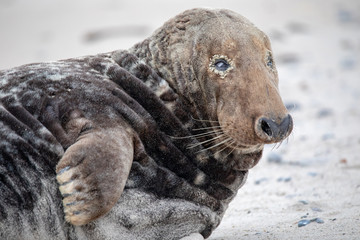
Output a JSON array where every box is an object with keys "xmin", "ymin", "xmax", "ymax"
[{"xmin": 0, "ymin": 8, "xmax": 292, "ymax": 240}]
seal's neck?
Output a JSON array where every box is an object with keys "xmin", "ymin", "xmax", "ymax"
[
  {"xmin": 129, "ymin": 38, "xmax": 178, "ymax": 92},
  {"xmin": 129, "ymin": 36, "xmax": 216, "ymax": 127}
]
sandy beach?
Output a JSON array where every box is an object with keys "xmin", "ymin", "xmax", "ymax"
[{"xmin": 1, "ymin": 0, "xmax": 359, "ymax": 239}]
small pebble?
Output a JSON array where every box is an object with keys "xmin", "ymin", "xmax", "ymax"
[
  {"xmin": 311, "ymin": 207, "xmax": 323, "ymax": 212},
  {"xmin": 313, "ymin": 218, "xmax": 324, "ymax": 224},
  {"xmin": 277, "ymin": 177, "xmax": 292, "ymax": 182},
  {"xmin": 267, "ymin": 152, "xmax": 283, "ymax": 164},
  {"xmin": 322, "ymin": 133, "xmax": 335, "ymax": 141},
  {"xmin": 255, "ymin": 177, "xmax": 268, "ymax": 185},
  {"xmin": 298, "ymin": 218, "xmax": 324, "ymax": 227},
  {"xmin": 285, "ymin": 102, "xmax": 301, "ymax": 112},
  {"xmin": 298, "ymin": 219, "xmax": 311, "ymax": 227},
  {"xmin": 340, "ymin": 158, "xmax": 347, "ymax": 164},
  {"xmin": 307, "ymin": 172, "xmax": 318, "ymax": 177},
  {"xmin": 284, "ymin": 177, "xmax": 291, "ymax": 182},
  {"xmin": 317, "ymin": 108, "xmax": 333, "ymax": 118},
  {"xmin": 285, "ymin": 194, "xmax": 297, "ymax": 199},
  {"xmin": 299, "ymin": 200, "xmax": 309, "ymax": 205}
]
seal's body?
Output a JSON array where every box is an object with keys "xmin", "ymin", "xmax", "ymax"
[{"xmin": 0, "ymin": 9, "xmax": 292, "ymax": 240}]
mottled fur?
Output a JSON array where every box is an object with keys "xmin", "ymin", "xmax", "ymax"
[{"xmin": 0, "ymin": 8, "xmax": 292, "ymax": 240}]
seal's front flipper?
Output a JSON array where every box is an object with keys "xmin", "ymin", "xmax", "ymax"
[{"xmin": 56, "ymin": 125, "xmax": 134, "ymax": 226}]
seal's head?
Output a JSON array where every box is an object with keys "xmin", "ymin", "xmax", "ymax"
[{"xmin": 143, "ymin": 8, "xmax": 293, "ymax": 169}]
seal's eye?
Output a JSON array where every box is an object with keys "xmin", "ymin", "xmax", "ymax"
[
  {"xmin": 209, "ymin": 54, "xmax": 234, "ymax": 79},
  {"xmin": 214, "ymin": 59, "xmax": 230, "ymax": 71}
]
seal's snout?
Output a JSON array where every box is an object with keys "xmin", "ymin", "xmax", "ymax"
[{"xmin": 256, "ymin": 114, "xmax": 293, "ymax": 143}]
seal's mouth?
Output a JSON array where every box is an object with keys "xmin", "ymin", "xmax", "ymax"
[{"xmin": 214, "ymin": 129, "xmax": 265, "ymax": 170}]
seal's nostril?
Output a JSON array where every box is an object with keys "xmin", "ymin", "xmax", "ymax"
[
  {"xmin": 257, "ymin": 115, "xmax": 293, "ymax": 142},
  {"xmin": 261, "ymin": 119, "xmax": 272, "ymax": 137}
]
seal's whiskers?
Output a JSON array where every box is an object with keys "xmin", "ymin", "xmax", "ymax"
[
  {"xmin": 196, "ymin": 137, "xmax": 232, "ymax": 153},
  {"xmin": 190, "ymin": 129, "xmax": 224, "ymax": 138},
  {"xmin": 224, "ymin": 141, "xmax": 238, "ymax": 159},
  {"xmin": 169, "ymin": 128, "xmax": 223, "ymax": 139},
  {"xmin": 191, "ymin": 117, "xmax": 220, "ymax": 124},
  {"xmin": 214, "ymin": 139, "xmax": 237, "ymax": 157},
  {"xmin": 192, "ymin": 125, "xmax": 222, "ymax": 131},
  {"xmin": 187, "ymin": 134, "xmax": 225, "ymax": 149},
  {"xmin": 271, "ymin": 143, "xmax": 277, "ymax": 151}
]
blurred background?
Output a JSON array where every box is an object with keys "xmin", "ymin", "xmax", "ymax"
[{"xmin": 1, "ymin": 0, "xmax": 359, "ymax": 239}]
